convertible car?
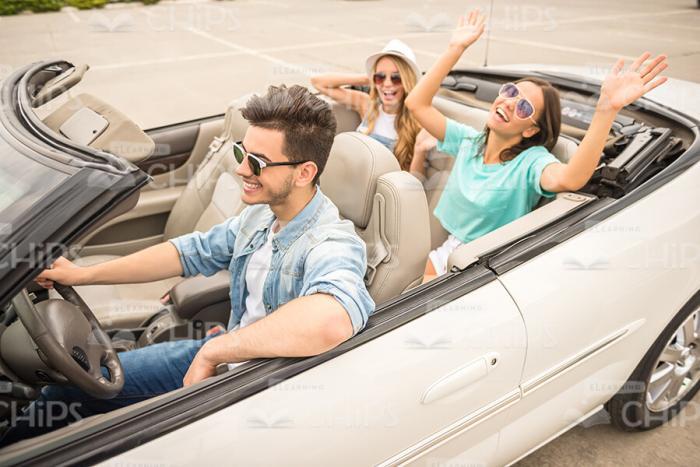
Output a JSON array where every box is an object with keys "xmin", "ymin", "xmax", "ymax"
[{"xmin": 0, "ymin": 60, "xmax": 698, "ymax": 466}]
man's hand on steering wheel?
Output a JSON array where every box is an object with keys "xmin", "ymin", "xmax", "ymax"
[{"xmin": 35, "ymin": 256, "xmax": 89, "ymax": 289}]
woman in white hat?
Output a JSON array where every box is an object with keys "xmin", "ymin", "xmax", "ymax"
[{"xmin": 311, "ymin": 39, "xmax": 422, "ymax": 170}]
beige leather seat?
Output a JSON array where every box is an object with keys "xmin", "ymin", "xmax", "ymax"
[
  {"xmin": 322, "ymin": 132, "xmax": 430, "ymax": 304},
  {"xmin": 52, "ymin": 105, "xmax": 249, "ymax": 328}
]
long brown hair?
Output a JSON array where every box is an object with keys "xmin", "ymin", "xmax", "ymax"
[
  {"xmin": 482, "ymin": 77, "xmax": 561, "ymax": 162},
  {"xmin": 363, "ymin": 56, "xmax": 421, "ymax": 171}
]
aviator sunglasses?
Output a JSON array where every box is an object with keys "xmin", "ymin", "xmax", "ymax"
[
  {"xmin": 233, "ymin": 141, "xmax": 309, "ymax": 177},
  {"xmin": 498, "ymin": 82, "xmax": 539, "ymax": 126},
  {"xmin": 373, "ymin": 71, "xmax": 402, "ymax": 86}
]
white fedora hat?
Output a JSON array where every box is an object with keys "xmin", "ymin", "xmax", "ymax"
[{"xmin": 365, "ymin": 39, "xmax": 421, "ymax": 81}]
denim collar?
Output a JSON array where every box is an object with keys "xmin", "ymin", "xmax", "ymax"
[{"xmin": 271, "ymin": 186, "xmax": 324, "ymax": 253}]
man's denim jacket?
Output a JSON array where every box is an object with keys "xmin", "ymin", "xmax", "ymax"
[{"xmin": 170, "ymin": 187, "xmax": 375, "ymax": 334}]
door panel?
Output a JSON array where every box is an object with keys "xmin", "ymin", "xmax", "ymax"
[
  {"xmin": 79, "ymin": 117, "xmax": 224, "ymax": 256},
  {"xmin": 145, "ymin": 118, "xmax": 224, "ymax": 193},
  {"xmin": 108, "ymin": 280, "xmax": 527, "ymax": 466},
  {"xmin": 495, "ymin": 162, "xmax": 700, "ymax": 463}
]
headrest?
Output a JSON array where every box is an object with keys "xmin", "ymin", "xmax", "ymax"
[
  {"xmin": 321, "ymin": 132, "xmax": 400, "ymax": 228},
  {"xmin": 42, "ymin": 93, "xmax": 154, "ymax": 163}
]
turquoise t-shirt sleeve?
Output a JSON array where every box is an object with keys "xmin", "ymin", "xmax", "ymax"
[
  {"xmin": 436, "ymin": 118, "xmax": 481, "ymax": 157},
  {"xmin": 527, "ymin": 149, "xmax": 561, "ymax": 198}
]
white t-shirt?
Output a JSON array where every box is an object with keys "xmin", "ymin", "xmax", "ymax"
[
  {"xmin": 227, "ymin": 221, "xmax": 278, "ymax": 370},
  {"xmin": 356, "ymin": 107, "xmax": 398, "ymax": 149},
  {"xmin": 240, "ymin": 222, "xmax": 276, "ymax": 327}
]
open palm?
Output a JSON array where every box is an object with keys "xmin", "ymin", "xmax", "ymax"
[
  {"xmin": 600, "ymin": 52, "xmax": 668, "ymax": 111},
  {"xmin": 450, "ymin": 9, "xmax": 486, "ymax": 49}
]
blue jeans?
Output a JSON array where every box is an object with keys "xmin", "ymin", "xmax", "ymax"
[{"xmin": 1, "ymin": 336, "xmax": 213, "ymax": 446}]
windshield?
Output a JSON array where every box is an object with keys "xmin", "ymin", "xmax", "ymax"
[{"xmin": 0, "ymin": 136, "xmax": 68, "ymax": 236}]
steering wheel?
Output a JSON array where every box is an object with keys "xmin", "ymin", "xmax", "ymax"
[{"xmin": 14, "ymin": 285, "xmax": 124, "ymax": 399}]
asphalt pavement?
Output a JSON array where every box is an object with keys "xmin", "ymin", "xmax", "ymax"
[{"xmin": 1, "ymin": 0, "xmax": 699, "ymax": 464}]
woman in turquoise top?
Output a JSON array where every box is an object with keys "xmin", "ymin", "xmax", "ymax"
[{"xmin": 405, "ymin": 9, "xmax": 669, "ymax": 279}]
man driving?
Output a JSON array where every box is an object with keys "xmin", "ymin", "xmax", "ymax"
[{"xmin": 2, "ymin": 84, "xmax": 374, "ymax": 444}]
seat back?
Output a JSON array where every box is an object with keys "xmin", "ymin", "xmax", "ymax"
[
  {"xmin": 163, "ymin": 103, "xmax": 249, "ymax": 238},
  {"xmin": 321, "ymin": 132, "xmax": 430, "ymax": 304}
]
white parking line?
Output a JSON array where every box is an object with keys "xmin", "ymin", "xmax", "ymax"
[
  {"xmin": 184, "ymin": 26, "xmax": 316, "ymax": 75},
  {"xmin": 488, "ymin": 36, "xmax": 638, "ymax": 61},
  {"xmin": 90, "ymin": 3, "xmax": 669, "ymax": 73},
  {"xmin": 514, "ymin": 8, "xmax": 693, "ymax": 29},
  {"xmin": 620, "ymin": 19, "xmax": 700, "ymax": 33},
  {"xmin": 92, "ymin": 51, "xmax": 246, "ymax": 70},
  {"xmin": 613, "ymin": 30, "xmax": 700, "ymax": 47},
  {"xmin": 64, "ymin": 7, "xmax": 81, "ymax": 23}
]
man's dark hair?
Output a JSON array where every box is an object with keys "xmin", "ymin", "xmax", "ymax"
[{"xmin": 241, "ymin": 85, "xmax": 337, "ymax": 184}]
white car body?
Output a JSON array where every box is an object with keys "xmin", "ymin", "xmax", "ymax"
[
  {"xmin": 105, "ymin": 79, "xmax": 700, "ymax": 465},
  {"xmin": 1, "ymin": 62, "xmax": 698, "ymax": 466}
]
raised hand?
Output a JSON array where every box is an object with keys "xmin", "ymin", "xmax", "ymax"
[
  {"xmin": 598, "ymin": 52, "xmax": 668, "ymax": 112},
  {"xmin": 449, "ymin": 8, "xmax": 486, "ymax": 50}
]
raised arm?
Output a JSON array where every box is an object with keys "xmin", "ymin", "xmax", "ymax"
[
  {"xmin": 310, "ymin": 72, "xmax": 371, "ymax": 116},
  {"xmin": 405, "ymin": 9, "xmax": 486, "ymax": 141},
  {"xmin": 541, "ymin": 52, "xmax": 668, "ymax": 192}
]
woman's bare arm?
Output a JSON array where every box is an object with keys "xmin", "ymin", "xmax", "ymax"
[
  {"xmin": 310, "ymin": 73, "xmax": 371, "ymax": 115},
  {"xmin": 541, "ymin": 53, "xmax": 668, "ymax": 192}
]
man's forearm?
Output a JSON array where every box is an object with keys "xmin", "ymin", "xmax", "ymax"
[
  {"xmin": 84, "ymin": 241, "xmax": 183, "ymax": 285},
  {"xmin": 200, "ymin": 294, "xmax": 353, "ymax": 364}
]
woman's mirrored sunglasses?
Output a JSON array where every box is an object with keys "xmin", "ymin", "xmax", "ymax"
[{"xmin": 498, "ymin": 82, "xmax": 538, "ymax": 125}]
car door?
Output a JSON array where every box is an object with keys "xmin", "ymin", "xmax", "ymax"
[
  {"xmin": 104, "ymin": 271, "xmax": 527, "ymax": 466},
  {"xmin": 490, "ymin": 160, "xmax": 700, "ymax": 464},
  {"xmin": 76, "ymin": 115, "xmax": 225, "ymax": 257}
]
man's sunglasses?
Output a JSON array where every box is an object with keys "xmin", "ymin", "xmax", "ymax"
[
  {"xmin": 373, "ymin": 72, "xmax": 402, "ymax": 86},
  {"xmin": 498, "ymin": 82, "xmax": 538, "ymax": 126},
  {"xmin": 233, "ymin": 141, "xmax": 309, "ymax": 176}
]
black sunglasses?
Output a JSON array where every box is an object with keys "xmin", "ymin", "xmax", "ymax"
[
  {"xmin": 373, "ymin": 71, "xmax": 402, "ymax": 86},
  {"xmin": 233, "ymin": 141, "xmax": 309, "ymax": 176}
]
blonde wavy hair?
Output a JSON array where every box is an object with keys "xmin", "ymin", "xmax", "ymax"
[{"xmin": 362, "ymin": 56, "xmax": 421, "ymax": 171}]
